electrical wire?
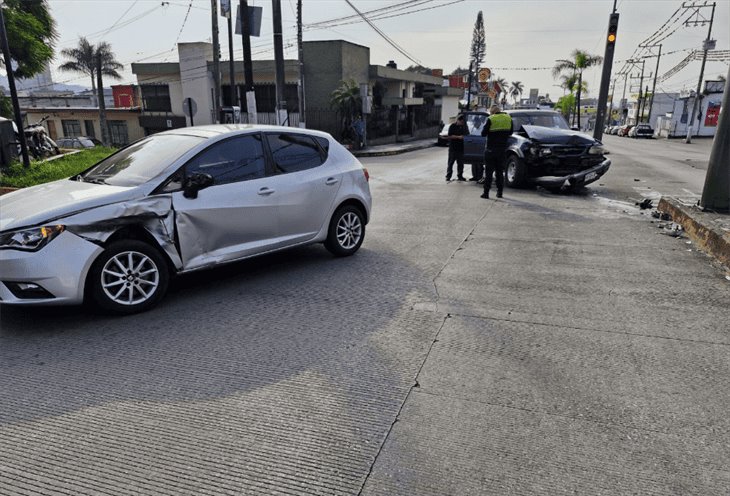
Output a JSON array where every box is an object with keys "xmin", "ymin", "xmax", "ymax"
[{"xmin": 343, "ymin": 0, "xmax": 422, "ymax": 66}]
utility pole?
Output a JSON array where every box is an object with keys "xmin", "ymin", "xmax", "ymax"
[
  {"xmin": 240, "ymin": 0, "xmax": 256, "ymax": 123},
  {"xmin": 700, "ymin": 64, "xmax": 729, "ymax": 212},
  {"xmin": 96, "ymin": 53, "xmax": 110, "ymax": 146},
  {"xmin": 620, "ymin": 71, "xmax": 628, "ymax": 124},
  {"xmin": 644, "ymin": 44, "xmax": 662, "ymax": 127},
  {"xmin": 211, "ymin": 0, "xmax": 221, "ymax": 123},
  {"xmin": 637, "ymin": 59, "xmax": 645, "ymax": 124},
  {"xmin": 223, "ymin": 0, "xmax": 236, "ymax": 110},
  {"xmin": 466, "ymin": 61, "xmax": 473, "ymax": 109},
  {"xmin": 297, "ymin": 0, "xmax": 305, "ymax": 128},
  {"xmin": 0, "ymin": 5, "xmax": 29, "ymax": 167},
  {"xmin": 607, "ymin": 78, "xmax": 616, "ymax": 126},
  {"xmin": 685, "ymin": 1, "xmax": 716, "ymax": 143},
  {"xmin": 593, "ymin": 5, "xmax": 619, "ymax": 140},
  {"xmin": 272, "ymin": 0, "xmax": 286, "ymax": 125}
]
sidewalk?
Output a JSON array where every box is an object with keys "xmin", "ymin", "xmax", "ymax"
[
  {"xmin": 658, "ymin": 196, "xmax": 730, "ymax": 270},
  {"xmin": 352, "ymin": 138, "xmax": 437, "ymax": 157}
]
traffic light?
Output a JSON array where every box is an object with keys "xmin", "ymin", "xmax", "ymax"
[{"xmin": 607, "ymin": 13, "xmax": 619, "ymax": 48}]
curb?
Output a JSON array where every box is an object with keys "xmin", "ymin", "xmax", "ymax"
[
  {"xmin": 353, "ymin": 142, "xmax": 436, "ymax": 157},
  {"xmin": 0, "ymin": 187, "xmax": 19, "ymax": 196},
  {"xmin": 658, "ymin": 196, "xmax": 730, "ymax": 269}
]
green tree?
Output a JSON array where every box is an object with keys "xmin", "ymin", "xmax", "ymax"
[
  {"xmin": 60, "ymin": 39, "xmax": 123, "ymax": 145},
  {"xmin": 494, "ymin": 76, "xmax": 508, "ymax": 105},
  {"xmin": 509, "ymin": 81, "xmax": 524, "ymax": 105},
  {"xmin": 59, "ymin": 37, "xmax": 123, "ymax": 101},
  {"xmin": 330, "ymin": 79, "xmax": 362, "ymax": 142},
  {"xmin": 468, "ymin": 11, "xmax": 485, "ymax": 103},
  {"xmin": 469, "ymin": 11, "xmax": 485, "ymax": 75},
  {"xmin": 1, "ymin": 0, "xmax": 57, "ymax": 79},
  {"xmin": 552, "ymin": 49, "xmax": 602, "ymax": 127}
]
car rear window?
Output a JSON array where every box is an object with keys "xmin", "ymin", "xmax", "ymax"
[{"xmin": 266, "ymin": 133, "xmax": 325, "ymax": 173}]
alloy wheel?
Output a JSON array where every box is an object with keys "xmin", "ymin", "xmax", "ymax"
[
  {"xmin": 336, "ymin": 212, "xmax": 362, "ymax": 249},
  {"xmin": 100, "ymin": 250, "xmax": 160, "ymax": 306}
]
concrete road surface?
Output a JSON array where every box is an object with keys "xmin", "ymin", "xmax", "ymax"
[{"xmin": 1, "ymin": 136, "xmax": 727, "ymax": 495}]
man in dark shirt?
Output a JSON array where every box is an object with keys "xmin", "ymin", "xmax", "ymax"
[
  {"xmin": 480, "ymin": 105, "xmax": 513, "ymax": 198},
  {"xmin": 445, "ymin": 115, "xmax": 469, "ymax": 181}
]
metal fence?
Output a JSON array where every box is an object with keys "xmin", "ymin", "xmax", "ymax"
[{"xmin": 238, "ymin": 105, "xmax": 441, "ymax": 143}]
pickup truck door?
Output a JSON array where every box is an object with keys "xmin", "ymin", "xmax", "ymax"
[{"xmin": 463, "ymin": 132, "xmax": 486, "ymax": 163}]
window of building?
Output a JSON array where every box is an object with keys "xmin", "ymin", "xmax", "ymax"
[
  {"xmin": 185, "ymin": 134, "xmax": 266, "ymax": 185},
  {"xmin": 108, "ymin": 120, "xmax": 129, "ymax": 146},
  {"xmin": 266, "ymin": 133, "xmax": 324, "ymax": 173},
  {"xmin": 61, "ymin": 119, "xmax": 82, "ymax": 137},
  {"xmin": 84, "ymin": 120, "xmax": 95, "ymax": 138},
  {"xmin": 141, "ymin": 84, "xmax": 172, "ymax": 112}
]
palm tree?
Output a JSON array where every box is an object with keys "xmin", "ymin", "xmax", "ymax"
[
  {"xmin": 330, "ymin": 79, "xmax": 362, "ymax": 143},
  {"xmin": 59, "ymin": 38, "xmax": 123, "ymax": 145},
  {"xmin": 552, "ymin": 49, "xmax": 602, "ymax": 127},
  {"xmin": 494, "ymin": 77, "xmax": 508, "ymax": 105},
  {"xmin": 59, "ymin": 37, "xmax": 123, "ymax": 102},
  {"xmin": 509, "ymin": 81, "xmax": 524, "ymax": 106}
]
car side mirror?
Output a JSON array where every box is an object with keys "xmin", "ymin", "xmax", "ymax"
[{"xmin": 183, "ymin": 172, "xmax": 214, "ymax": 199}]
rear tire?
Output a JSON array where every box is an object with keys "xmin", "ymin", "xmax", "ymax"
[
  {"xmin": 87, "ymin": 240, "xmax": 169, "ymax": 314},
  {"xmin": 505, "ymin": 155, "xmax": 528, "ymax": 188},
  {"xmin": 325, "ymin": 205, "xmax": 365, "ymax": 257}
]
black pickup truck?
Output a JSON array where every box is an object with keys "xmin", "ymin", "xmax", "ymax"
[{"xmin": 456, "ymin": 110, "xmax": 611, "ymax": 190}]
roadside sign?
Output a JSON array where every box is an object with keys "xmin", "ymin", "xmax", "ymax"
[
  {"xmin": 235, "ymin": 5, "xmax": 263, "ymax": 36},
  {"xmin": 182, "ymin": 97, "xmax": 197, "ymax": 117},
  {"xmin": 478, "ymin": 67, "xmax": 491, "ymax": 82}
]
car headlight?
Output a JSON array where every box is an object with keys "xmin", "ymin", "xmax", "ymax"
[
  {"xmin": 588, "ymin": 145, "xmax": 605, "ymax": 155},
  {"xmin": 530, "ymin": 146, "xmax": 552, "ymax": 157},
  {"xmin": 0, "ymin": 225, "xmax": 65, "ymax": 251}
]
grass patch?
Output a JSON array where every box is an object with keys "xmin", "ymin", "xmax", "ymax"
[{"xmin": 0, "ymin": 147, "xmax": 115, "ymax": 188}]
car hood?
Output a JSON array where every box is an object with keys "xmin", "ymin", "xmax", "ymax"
[
  {"xmin": 521, "ymin": 125, "xmax": 598, "ymax": 145},
  {"xmin": 0, "ymin": 179, "xmax": 139, "ymax": 232}
]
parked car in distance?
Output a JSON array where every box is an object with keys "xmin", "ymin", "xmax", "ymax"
[
  {"xmin": 0, "ymin": 125, "xmax": 372, "ymax": 313},
  {"xmin": 629, "ymin": 124, "xmax": 654, "ymax": 138},
  {"xmin": 56, "ymin": 136, "xmax": 102, "ymax": 149},
  {"xmin": 617, "ymin": 125, "xmax": 633, "ymax": 137},
  {"xmin": 460, "ymin": 110, "xmax": 610, "ymax": 190}
]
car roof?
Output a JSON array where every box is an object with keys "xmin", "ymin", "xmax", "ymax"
[{"xmin": 157, "ymin": 124, "xmax": 333, "ymax": 140}]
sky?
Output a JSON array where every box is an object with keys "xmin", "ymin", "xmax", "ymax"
[{"xmin": 45, "ymin": 0, "xmax": 730, "ymax": 101}]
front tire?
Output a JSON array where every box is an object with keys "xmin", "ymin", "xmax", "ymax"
[
  {"xmin": 505, "ymin": 155, "xmax": 528, "ymax": 188},
  {"xmin": 325, "ymin": 205, "xmax": 365, "ymax": 257},
  {"xmin": 87, "ymin": 240, "xmax": 169, "ymax": 314}
]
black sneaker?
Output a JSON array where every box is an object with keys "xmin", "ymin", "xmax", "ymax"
[
  {"xmin": 480, "ymin": 192, "xmax": 489, "ymax": 199},
  {"xmin": 445, "ymin": 177, "xmax": 451, "ymax": 182},
  {"xmin": 497, "ymin": 191, "xmax": 503, "ymax": 198},
  {"xmin": 468, "ymin": 177, "xmax": 477, "ymax": 181},
  {"xmin": 457, "ymin": 176, "xmax": 466, "ymax": 181}
]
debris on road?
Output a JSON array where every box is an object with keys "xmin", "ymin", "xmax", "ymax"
[
  {"xmin": 659, "ymin": 223, "xmax": 684, "ymax": 237},
  {"xmin": 636, "ymin": 198, "xmax": 653, "ymax": 210}
]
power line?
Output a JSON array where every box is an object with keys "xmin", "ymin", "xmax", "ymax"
[
  {"xmin": 343, "ymin": 0, "xmax": 422, "ymax": 66},
  {"xmin": 164, "ymin": 0, "xmax": 194, "ymax": 62}
]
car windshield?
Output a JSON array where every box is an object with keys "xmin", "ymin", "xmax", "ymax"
[
  {"xmin": 511, "ymin": 113, "xmax": 570, "ymax": 130},
  {"xmin": 81, "ymin": 134, "xmax": 205, "ymax": 187}
]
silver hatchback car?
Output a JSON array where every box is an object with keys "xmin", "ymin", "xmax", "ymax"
[{"xmin": 0, "ymin": 125, "xmax": 372, "ymax": 313}]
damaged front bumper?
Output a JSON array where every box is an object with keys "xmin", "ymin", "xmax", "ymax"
[
  {"xmin": 533, "ymin": 158, "xmax": 611, "ymax": 189},
  {"xmin": 0, "ymin": 230, "xmax": 102, "ymax": 305}
]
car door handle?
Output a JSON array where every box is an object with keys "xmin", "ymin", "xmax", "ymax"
[
  {"xmin": 257, "ymin": 187, "xmax": 275, "ymax": 196},
  {"xmin": 325, "ymin": 177, "xmax": 339, "ymax": 185}
]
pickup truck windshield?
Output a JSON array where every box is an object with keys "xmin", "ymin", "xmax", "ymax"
[{"xmin": 511, "ymin": 113, "xmax": 570, "ymax": 130}]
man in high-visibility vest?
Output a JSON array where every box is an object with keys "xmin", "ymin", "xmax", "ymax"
[{"xmin": 480, "ymin": 104, "xmax": 513, "ymax": 199}]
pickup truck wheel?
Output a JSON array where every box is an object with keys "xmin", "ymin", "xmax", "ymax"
[{"xmin": 505, "ymin": 155, "xmax": 528, "ymax": 188}]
